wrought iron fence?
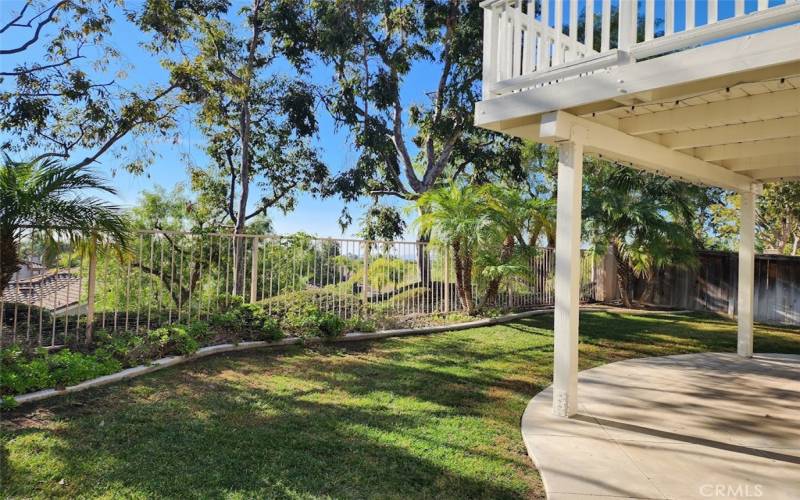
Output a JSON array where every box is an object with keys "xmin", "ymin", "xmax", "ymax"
[{"xmin": 1, "ymin": 229, "xmax": 597, "ymax": 347}]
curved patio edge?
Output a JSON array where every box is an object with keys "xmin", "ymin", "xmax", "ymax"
[
  {"xmin": 521, "ymin": 352, "xmax": 800, "ymax": 500},
  {"xmin": 11, "ymin": 305, "xmax": 688, "ymax": 407}
]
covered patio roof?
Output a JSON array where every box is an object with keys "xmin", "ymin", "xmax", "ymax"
[{"xmin": 475, "ymin": 2, "xmax": 799, "ymax": 418}]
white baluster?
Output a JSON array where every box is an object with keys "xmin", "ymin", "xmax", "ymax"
[
  {"xmin": 645, "ymin": 0, "xmax": 655, "ymax": 40},
  {"xmin": 523, "ymin": 1, "xmax": 534, "ymax": 74},
  {"xmin": 735, "ymin": 0, "xmax": 745, "ymax": 17},
  {"xmin": 498, "ymin": 8, "xmax": 507, "ymax": 80},
  {"xmin": 686, "ymin": 0, "xmax": 695, "ymax": 30},
  {"xmin": 601, "ymin": 0, "xmax": 611, "ymax": 51},
  {"xmin": 618, "ymin": 0, "xmax": 636, "ymax": 52},
  {"xmin": 569, "ymin": 0, "xmax": 578, "ymax": 40},
  {"xmin": 482, "ymin": 7, "xmax": 498, "ymax": 97},
  {"xmin": 666, "ymin": 0, "xmax": 675, "ymax": 35},
  {"xmin": 708, "ymin": 0, "xmax": 718, "ymax": 24},
  {"xmin": 757, "ymin": 0, "xmax": 768, "ymax": 11},
  {"xmin": 542, "ymin": 0, "xmax": 551, "ymax": 70},
  {"xmin": 585, "ymin": 0, "xmax": 594, "ymax": 51},
  {"xmin": 554, "ymin": 0, "xmax": 563, "ymax": 64},
  {"xmin": 513, "ymin": 0, "xmax": 523, "ymax": 77}
]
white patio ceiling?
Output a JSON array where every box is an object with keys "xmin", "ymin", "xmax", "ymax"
[{"xmin": 584, "ymin": 76, "xmax": 800, "ymax": 184}]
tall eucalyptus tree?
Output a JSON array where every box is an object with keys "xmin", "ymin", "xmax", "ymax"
[{"xmin": 134, "ymin": 0, "xmax": 328, "ymax": 294}]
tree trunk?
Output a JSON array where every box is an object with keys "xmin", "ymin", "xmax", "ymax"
[
  {"xmin": 451, "ymin": 239, "xmax": 475, "ymax": 315},
  {"xmin": 416, "ymin": 221, "xmax": 432, "ymax": 284},
  {"xmin": 0, "ymin": 231, "xmax": 20, "ymax": 292},
  {"xmin": 232, "ymin": 86, "xmax": 252, "ymax": 296},
  {"xmin": 612, "ymin": 240, "xmax": 634, "ymax": 309},
  {"xmin": 638, "ymin": 266, "xmax": 658, "ymax": 304},
  {"xmin": 480, "ymin": 234, "xmax": 515, "ymax": 310},
  {"xmin": 461, "ymin": 246, "xmax": 476, "ymax": 315}
]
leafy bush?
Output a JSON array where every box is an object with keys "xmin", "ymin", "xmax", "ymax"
[
  {"xmin": 344, "ymin": 317, "xmax": 377, "ymax": 333},
  {"xmin": 95, "ymin": 321, "xmax": 210, "ymax": 366},
  {"xmin": 209, "ymin": 301, "xmax": 282, "ymax": 341},
  {"xmin": 370, "ymin": 286, "xmax": 440, "ymax": 315},
  {"xmin": 317, "ymin": 313, "xmax": 345, "ymax": 338},
  {"xmin": 0, "ymin": 345, "xmax": 121, "ymax": 396},
  {"xmin": 260, "ymin": 288, "xmax": 363, "ymax": 321},
  {"xmin": 146, "ymin": 325, "xmax": 200, "ymax": 357},
  {"xmin": 282, "ymin": 303, "xmax": 345, "ymax": 338},
  {"xmin": 1, "ymin": 303, "xmax": 53, "ymax": 329}
]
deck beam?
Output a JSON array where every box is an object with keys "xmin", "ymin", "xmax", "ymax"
[
  {"xmin": 693, "ymin": 137, "xmax": 800, "ymax": 161},
  {"xmin": 540, "ymin": 111, "xmax": 758, "ymax": 192},
  {"xmin": 619, "ymin": 88, "xmax": 800, "ymax": 135},
  {"xmin": 660, "ymin": 116, "xmax": 800, "ymax": 150}
]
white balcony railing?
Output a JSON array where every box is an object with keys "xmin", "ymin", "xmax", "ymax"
[{"xmin": 481, "ymin": 0, "xmax": 800, "ymax": 98}]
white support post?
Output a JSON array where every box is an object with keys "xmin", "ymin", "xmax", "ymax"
[
  {"xmin": 737, "ymin": 191, "xmax": 756, "ymax": 358},
  {"xmin": 617, "ymin": 0, "xmax": 637, "ymax": 63},
  {"xmin": 553, "ymin": 139, "xmax": 584, "ymax": 418}
]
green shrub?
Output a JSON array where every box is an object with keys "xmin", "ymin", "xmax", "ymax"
[
  {"xmin": 260, "ymin": 288, "xmax": 363, "ymax": 321},
  {"xmin": 147, "ymin": 325, "xmax": 200, "ymax": 357},
  {"xmin": 0, "ymin": 345, "xmax": 121, "ymax": 396},
  {"xmin": 317, "ymin": 313, "xmax": 345, "ymax": 338},
  {"xmin": 187, "ymin": 321, "xmax": 212, "ymax": 341},
  {"xmin": 1, "ymin": 394, "xmax": 18, "ymax": 410},
  {"xmin": 344, "ymin": 317, "xmax": 378, "ymax": 333},
  {"xmin": 282, "ymin": 303, "xmax": 345, "ymax": 338},
  {"xmin": 94, "ymin": 321, "xmax": 209, "ymax": 366},
  {"xmin": 210, "ymin": 302, "xmax": 282, "ymax": 341},
  {"xmin": 46, "ymin": 349, "xmax": 121, "ymax": 388},
  {"xmin": 1, "ymin": 303, "xmax": 53, "ymax": 329}
]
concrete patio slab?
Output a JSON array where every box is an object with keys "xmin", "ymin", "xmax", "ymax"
[{"xmin": 521, "ymin": 353, "xmax": 800, "ymax": 500}]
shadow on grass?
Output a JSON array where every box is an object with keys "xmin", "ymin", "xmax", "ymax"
[{"xmin": 2, "ymin": 311, "xmax": 799, "ymax": 499}]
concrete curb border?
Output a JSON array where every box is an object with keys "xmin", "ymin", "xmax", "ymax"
[{"xmin": 11, "ymin": 306, "xmax": 690, "ymax": 406}]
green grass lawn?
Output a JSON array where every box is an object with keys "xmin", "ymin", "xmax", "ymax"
[{"xmin": 2, "ymin": 312, "xmax": 799, "ymax": 499}]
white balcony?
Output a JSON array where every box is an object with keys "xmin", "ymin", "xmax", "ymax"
[
  {"xmin": 476, "ymin": 0, "xmax": 800, "ymax": 188},
  {"xmin": 481, "ymin": 0, "xmax": 800, "ymax": 99}
]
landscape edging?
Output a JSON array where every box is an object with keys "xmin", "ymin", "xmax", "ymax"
[{"xmin": 11, "ymin": 306, "xmax": 689, "ymax": 406}]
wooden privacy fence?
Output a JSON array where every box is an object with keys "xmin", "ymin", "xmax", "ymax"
[
  {"xmin": 1, "ymin": 229, "xmax": 598, "ymax": 347},
  {"xmin": 601, "ymin": 250, "xmax": 800, "ymax": 326}
]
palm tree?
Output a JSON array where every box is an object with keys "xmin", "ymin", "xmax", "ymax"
[
  {"xmin": 583, "ymin": 162, "xmax": 701, "ymax": 308},
  {"xmin": 478, "ymin": 185, "xmax": 554, "ymax": 309},
  {"xmin": 414, "ymin": 184, "xmax": 489, "ymax": 315},
  {"xmin": 0, "ymin": 158, "xmax": 128, "ymax": 291}
]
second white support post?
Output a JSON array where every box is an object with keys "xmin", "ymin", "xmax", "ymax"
[
  {"xmin": 553, "ymin": 140, "xmax": 584, "ymax": 418},
  {"xmin": 737, "ymin": 191, "xmax": 756, "ymax": 358}
]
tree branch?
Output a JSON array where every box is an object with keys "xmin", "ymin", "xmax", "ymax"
[
  {"xmin": 423, "ymin": 119, "xmax": 463, "ymax": 189},
  {"xmin": 368, "ymin": 189, "xmax": 411, "ymax": 200},
  {"xmin": 225, "ymin": 148, "xmax": 237, "ymax": 221},
  {"xmin": 425, "ymin": 0, "xmax": 458, "ymax": 173},
  {"xmin": 0, "ymin": 2, "xmax": 30, "ymax": 33},
  {"xmin": 71, "ymin": 85, "xmax": 179, "ymax": 169},
  {"xmin": 0, "ymin": 50, "xmax": 84, "ymax": 76},
  {"xmin": 0, "ymin": 1, "xmax": 69, "ymax": 55},
  {"xmin": 244, "ymin": 180, "xmax": 299, "ymax": 221}
]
